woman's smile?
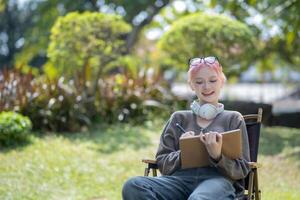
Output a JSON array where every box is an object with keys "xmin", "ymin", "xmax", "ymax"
[{"xmin": 202, "ymin": 91, "xmax": 215, "ymax": 96}]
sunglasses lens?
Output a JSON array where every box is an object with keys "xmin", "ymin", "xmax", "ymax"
[
  {"xmin": 204, "ymin": 56, "xmax": 216, "ymax": 64},
  {"xmin": 189, "ymin": 56, "xmax": 218, "ymax": 67},
  {"xmin": 190, "ymin": 58, "xmax": 201, "ymax": 65}
]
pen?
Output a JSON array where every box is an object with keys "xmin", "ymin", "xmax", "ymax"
[{"xmin": 175, "ymin": 123, "xmax": 186, "ymax": 133}]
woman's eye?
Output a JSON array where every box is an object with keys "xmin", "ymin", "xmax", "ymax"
[
  {"xmin": 196, "ymin": 82, "xmax": 203, "ymax": 84},
  {"xmin": 210, "ymin": 80, "xmax": 217, "ymax": 83}
]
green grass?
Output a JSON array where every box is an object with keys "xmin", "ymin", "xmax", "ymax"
[
  {"xmin": 0, "ymin": 122, "xmax": 300, "ymax": 200},
  {"xmin": 258, "ymin": 126, "xmax": 300, "ymax": 200}
]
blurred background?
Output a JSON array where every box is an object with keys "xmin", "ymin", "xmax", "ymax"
[
  {"xmin": 1, "ymin": 0, "xmax": 299, "ymax": 128},
  {"xmin": 0, "ymin": 0, "xmax": 299, "ymax": 199}
]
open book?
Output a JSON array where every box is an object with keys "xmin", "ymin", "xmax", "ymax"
[{"xmin": 179, "ymin": 129, "xmax": 242, "ymax": 169}]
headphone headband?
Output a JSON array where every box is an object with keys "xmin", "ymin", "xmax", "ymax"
[{"xmin": 190, "ymin": 100, "xmax": 224, "ymax": 120}]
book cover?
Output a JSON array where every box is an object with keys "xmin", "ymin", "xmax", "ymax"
[{"xmin": 179, "ymin": 129, "xmax": 242, "ymax": 169}]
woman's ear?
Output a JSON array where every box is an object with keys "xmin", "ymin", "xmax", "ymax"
[
  {"xmin": 188, "ymin": 80, "xmax": 195, "ymax": 91},
  {"xmin": 220, "ymin": 78, "xmax": 225, "ymax": 88}
]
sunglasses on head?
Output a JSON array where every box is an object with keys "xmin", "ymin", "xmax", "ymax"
[{"xmin": 188, "ymin": 56, "xmax": 219, "ymax": 66}]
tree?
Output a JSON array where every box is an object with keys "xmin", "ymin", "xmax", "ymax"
[
  {"xmin": 103, "ymin": 0, "xmax": 170, "ymax": 51},
  {"xmin": 158, "ymin": 12, "xmax": 256, "ymax": 75},
  {"xmin": 0, "ymin": 0, "xmax": 100, "ymax": 69},
  {"xmin": 47, "ymin": 12, "xmax": 131, "ymax": 89},
  {"xmin": 14, "ymin": 0, "xmax": 99, "ymax": 69},
  {"xmin": 0, "ymin": 0, "xmax": 36, "ymax": 68},
  {"xmin": 2, "ymin": 0, "xmax": 299, "ymax": 72},
  {"xmin": 0, "ymin": 0, "xmax": 171, "ymax": 68},
  {"xmin": 145, "ymin": 0, "xmax": 300, "ymax": 78}
]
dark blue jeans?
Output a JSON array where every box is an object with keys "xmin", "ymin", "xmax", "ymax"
[{"xmin": 122, "ymin": 167, "xmax": 235, "ymax": 200}]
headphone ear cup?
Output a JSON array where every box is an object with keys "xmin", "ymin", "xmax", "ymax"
[
  {"xmin": 200, "ymin": 104, "xmax": 218, "ymax": 120},
  {"xmin": 191, "ymin": 100, "xmax": 201, "ymax": 114},
  {"xmin": 191, "ymin": 101, "xmax": 224, "ymax": 120},
  {"xmin": 216, "ymin": 103, "xmax": 224, "ymax": 113}
]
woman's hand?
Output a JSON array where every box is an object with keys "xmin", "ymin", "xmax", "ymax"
[
  {"xmin": 200, "ymin": 131, "xmax": 222, "ymax": 161},
  {"xmin": 180, "ymin": 131, "xmax": 195, "ymax": 138}
]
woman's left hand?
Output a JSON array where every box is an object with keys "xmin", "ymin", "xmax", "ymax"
[{"xmin": 200, "ymin": 131, "xmax": 222, "ymax": 161}]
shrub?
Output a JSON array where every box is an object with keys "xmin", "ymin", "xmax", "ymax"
[
  {"xmin": 0, "ymin": 111, "xmax": 32, "ymax": 145},
  {"xmin": 0, "ymin": 68, "xmax": 35, "ymax": 112},
  {"xmin": 158, "ymin": 12, "xmax": 256, "ymax": 75},
  {"xmin": 0, "ymin": 68, "xmax": 94, "ymax": 131},
  {"xmin": 0, "ymin": 67, "xmax": 176, "ymax": 132},
  {"xmin": 95, "ymin": 67, "xmax": 173, "ymax": 124},
  {"xmin": 47, "ymin": 12, "xmax": 131, "ymax": 79}
]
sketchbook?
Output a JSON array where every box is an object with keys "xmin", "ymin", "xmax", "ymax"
[{"xmin": 179, "ymin": 129, "xmax": 242, "ymax": 169}]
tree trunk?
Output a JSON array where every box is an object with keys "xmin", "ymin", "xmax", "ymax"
[{"xmin": 126, "ymin": 0, "xmax": 170, "ymax": 52}]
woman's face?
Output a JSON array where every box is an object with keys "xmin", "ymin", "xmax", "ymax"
[{"xmin": 189, "ymin": 66, "xmax": 223, "ymax": 105}]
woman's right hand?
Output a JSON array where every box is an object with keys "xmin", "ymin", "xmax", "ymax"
[{"xmin": 180, "ymin": 131, "xmax": 195, "ymax": 138}]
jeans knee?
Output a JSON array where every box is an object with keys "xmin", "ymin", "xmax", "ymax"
[
  {"xmin": 187, "ymin": 177, "xmax": 235, "ymax": 200},
  {"xmin": 122, "ymin": 176, "xmax": 145, "ymax": 198},
  {"xmin": 188, "ymin": 193, "xmax": 205, "ymax": 200},
  {"xmin": 122, "ymin": 177, "xmax": 138, "ymax": 193}
]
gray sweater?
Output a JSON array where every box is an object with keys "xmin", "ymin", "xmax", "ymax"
[{"xmin": 155, "ymin": 110, "xmax": 251, "ymax": 196}]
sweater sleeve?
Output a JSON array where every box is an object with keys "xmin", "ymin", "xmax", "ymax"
[
  {"xmin": 155, "ymin": 113, "xmax": 181, "ymax": 175},
  {"xmin": 209, "ymin": 112, "xmax": 251, "ymax": 180}
]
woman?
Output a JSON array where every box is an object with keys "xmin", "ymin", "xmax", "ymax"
[{"xmin": 122, "ymin": 56, "xmax": 250, "ymax": 200}]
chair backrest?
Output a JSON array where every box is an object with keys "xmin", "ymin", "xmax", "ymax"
[
  {"xmin": 242, "ymin": 108, "xmax": 263, "ymax": 193},
  {"xmin": 243, "ymin": 108, "xmax": 263, "ymax": 162}
]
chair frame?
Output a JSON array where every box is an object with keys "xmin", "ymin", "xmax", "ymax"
[{"xmin": 142, "ymin": 108, "xmax": 263, "ymax": 200}]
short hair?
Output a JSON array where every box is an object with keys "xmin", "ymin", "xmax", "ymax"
[{"xmin": 187, "ymin": 61, "xmax": 226, "ymax": 84}]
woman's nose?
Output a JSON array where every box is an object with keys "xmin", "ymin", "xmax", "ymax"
[{"xmin": 202, "ymin": 82, "xmax": 208, "ymax": 89}]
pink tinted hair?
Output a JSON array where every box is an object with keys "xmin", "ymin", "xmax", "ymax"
[{"xmin": 187, "ymin": 61, "xmax": 227, "ymax": 84}]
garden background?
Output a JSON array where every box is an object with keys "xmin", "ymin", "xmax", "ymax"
[{"xmin": 0, "ymin": 0, "xmax": 299, "ymax": 199}]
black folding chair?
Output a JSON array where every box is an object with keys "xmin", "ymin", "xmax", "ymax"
[{"xmin": 142, "ymin": 108, "xmax": 263, "ymax": 200}]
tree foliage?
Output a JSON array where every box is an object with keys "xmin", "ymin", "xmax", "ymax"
[
  {"xmin": 15, "ymin": 0, "xmax": 99, "ymax": 68},
  {"xmin": 0, "ymin": 0, "xmax": 36, "ymax": 67},
  {"xmin": 103, "ymin": 0, "xmax": 170, "ymax": 51},
  {"xmin": 0, "ymin": 0, "xmax": 169, "ymax": 68},
  {"xmin": 1, "ymin": 0, "xmax": 299, "ymax": 73},
  {"xmin": 210, "ymin": 0, "xmax": 300, "ymax": 71},
  {"xmin": 158, "ymin": 12, "xmax": 256, "ymax": 74},
  {"xmin": 148, "ymin": 0, "xmax": 300, "ymax": 75},
  {"xmin": 0, "ymin": 0, "xmax": 100, "ymax": 68},
  {"xmin": 47, "ymin": 12, "xmax": 131, "ymax": 79}
]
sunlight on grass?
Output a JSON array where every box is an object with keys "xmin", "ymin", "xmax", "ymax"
[
  {"xmin": 0, "ymin": 123, "xmax": 299, "ymax": 200},
  {"xmin": 0, "ymin": 122, "xmax": 161, "ymax": 200}
]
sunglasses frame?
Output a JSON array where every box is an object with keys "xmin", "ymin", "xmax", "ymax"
[{"xmin": 188, "ymin": 56, "xmax": 219, "ymax": 66}]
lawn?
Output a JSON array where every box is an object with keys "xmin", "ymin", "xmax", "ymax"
[{"xmin": 0, "ymin": 121, "xmax": 300, "ymax": 200}]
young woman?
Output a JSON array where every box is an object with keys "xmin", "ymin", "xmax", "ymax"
[{"xmin": 122, "ymin": 57, "xmax": 250, "ymax": 200}]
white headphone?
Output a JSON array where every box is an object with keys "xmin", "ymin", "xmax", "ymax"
[{"xmin": 190, "ymin": 100, "xmax": 224, "ymax": 120}]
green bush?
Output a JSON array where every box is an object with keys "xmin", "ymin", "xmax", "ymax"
[
  {"xmin": 0, "ymin": 111, "xmax": 32, "ymax": 145},
  {"xmin": 47, "ymin": 12, "xmax": 131, "ymax": 79},
  {"xmin": 158, "ymin": 12, "xmax": 256, "ymax": 74}
]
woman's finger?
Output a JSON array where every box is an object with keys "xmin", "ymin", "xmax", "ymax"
[
  {"xmin": 185, "ymin": 131, "xmax": 194, "ymax": 136},
  {"xmin": 181, "ymin": 131, "xmax": 195, "ymax": 138},
  {"xmin": 189, "ymin": 131, "xmax": 195, "ymax": 136},
  {"xmin": 199, "ymin": 134, "xmax": 206, "ymax": 143},
  {"xmin": 216, "ymin": 133, "xmax": 222, "ymax": 143},
  {"xmin": 206, "ymin": 132, "xmax": 215, "ymax": 144}
]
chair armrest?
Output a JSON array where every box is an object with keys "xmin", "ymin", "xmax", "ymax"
[
  {"xmin": 248, "ymin": 162, "xmax": 262, "ymax": 169},
  {"xmin": 142, "ymin": 158, "xmax": 158, "ymax": 170},
  {"xmin": 142, "ymin": 159, "xmax": 158, "ymax": 176},
  {"xmin": 142, "ymin": 159, "xmax": 157, "ymax": 164}
]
